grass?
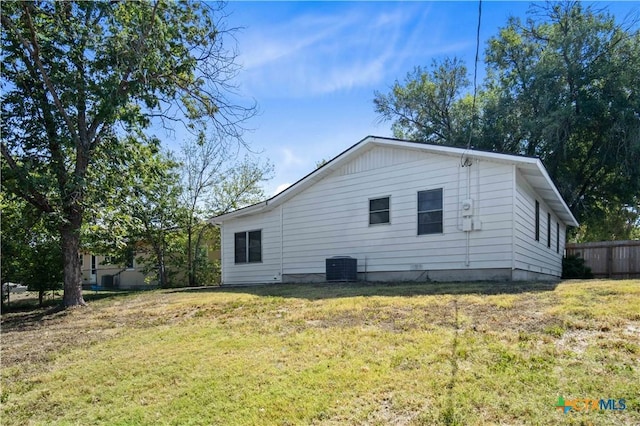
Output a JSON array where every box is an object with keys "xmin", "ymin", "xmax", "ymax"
[{"xmin": 1, "ymin": 279, "xmax": 639, "ymax": 425}]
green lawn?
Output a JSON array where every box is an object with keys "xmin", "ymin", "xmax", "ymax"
[{"xmin": 2, "ymin": 280, "xmax": 639, "ymax": 425}]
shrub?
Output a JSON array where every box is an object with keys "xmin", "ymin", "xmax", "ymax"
[{"xmin": 562, "ymin": 254, "xmax": 593, "ymax": 279}]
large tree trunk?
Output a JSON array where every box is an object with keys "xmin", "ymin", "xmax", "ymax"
[{"xmin": 60, "ymin": 226, "xmax": 86, "ymax": 307}]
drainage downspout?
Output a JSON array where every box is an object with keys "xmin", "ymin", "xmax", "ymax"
[
  {"xmin": 220, "ymin": 224, "xmax": 225, "ymax": 285},
  {"xmin": 465, "ymin": 158, "xmax": 472, "ymax": 267},
  {"xmin": 280, "ymin": 205, "xmax": 284, "ymax": 281},
  {"xmin": 511, "ymin": 165, "xmax": 517, "ymax": 280}
]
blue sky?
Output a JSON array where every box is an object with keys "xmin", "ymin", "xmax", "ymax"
[{"xmin": 164, "ymin": 1, "xmax": 640, "ymax": 196}]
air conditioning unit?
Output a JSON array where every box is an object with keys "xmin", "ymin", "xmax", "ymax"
[{"xmin": 326, "ymin": 256, "xmax": 357, "ymax": 282}]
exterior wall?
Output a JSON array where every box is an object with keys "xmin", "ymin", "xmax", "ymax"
[
  {"xmin": 220, "ymin": 207, "xmax": 283, "ymax": 284},
  {"xmin": 220, "ymin": 146, "xmax": 520, "ymax": 284},
  {"xmin": 80, "ymin": 253, "xmax": 156, "ymax": 289},
  {"xmin": 513, "ymin": 170, "xmax": 565, "ymax": 277}
]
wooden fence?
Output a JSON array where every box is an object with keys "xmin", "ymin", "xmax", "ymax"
[{"xmin": 565, "ymin": 240, "xmax": 640, "ymax": 279}]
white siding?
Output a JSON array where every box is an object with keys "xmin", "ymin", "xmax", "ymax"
[
  {"xmin": 276, "ymin": 147, "xmax": 514, "ymax": 278},
  {"xmin": 220, "ymin": 207, "xmax": 282, "ymax": 284},
  {"xmin": 514, "ymin": 170, "xmax": 564, "ymax": 276},
  {"xmin": 217, "ymin": 142, "xmax": 575, "ymax": 284}
]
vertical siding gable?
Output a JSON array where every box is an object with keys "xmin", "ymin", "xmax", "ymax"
[{"xmin": 336, "ymin": 145, "xmax": 429, "ymax": 176}]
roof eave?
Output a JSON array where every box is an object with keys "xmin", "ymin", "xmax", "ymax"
[
  {"xmin": 521, "ymin": 160, "xmax": 579, "ymax": 227},
  {"xmin": 208, "ymin": 201, "xmax": 268, "ymax": 224},
  {"xmin": 208, "ymin": 136, "xmax": 375, "ymax": 224},
  {"xmin": 209, "ymin": 136, "xmax": 579, "ymax": 228}
]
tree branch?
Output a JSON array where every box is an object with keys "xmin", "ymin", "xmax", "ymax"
[
  {"xmin": 2, "ymin": 6, "xmax": 82, "ymax": 148},
  {"xmin": 1, "ymin": 142, "xmax": 54, "ymax": 213}
]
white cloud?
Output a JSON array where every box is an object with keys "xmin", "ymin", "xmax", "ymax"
[
  {"xmin": 237, "ymin": 4, "xmax": 428, "ymax": 98},
  {"xmin": 274, "ymin": 183, "xmax": 292, "ymax": 195},
  {"xmin": 241, "ymin": 12, "xmax": 357, "ymax": 70}
]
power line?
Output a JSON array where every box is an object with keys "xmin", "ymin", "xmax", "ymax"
[{"xmin": 466, "ymin": 0, "xmax": 482, "ymax": 153}]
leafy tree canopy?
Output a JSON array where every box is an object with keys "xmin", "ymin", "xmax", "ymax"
[
  {"xmin": 0, "ymin": 194, "xmax": 63, "ymax": 306},
  {"xmin": 374, "ymin": 1, "xmax": 640, "ymax": 241},
  {"xmin": 1, "ymin": 1, "xmax": 255, "ymax": 306}
]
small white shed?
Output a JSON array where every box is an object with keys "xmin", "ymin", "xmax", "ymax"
[{"xmin": 210, "ymin": 136, "xmax": 578, "ymax": 284}]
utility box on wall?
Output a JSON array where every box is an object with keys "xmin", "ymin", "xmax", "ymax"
[{"xmin": 326, "ymin": 256, "xmax": 357, "ymax": 282}]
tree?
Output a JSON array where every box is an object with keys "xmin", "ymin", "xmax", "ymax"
[
  {"xmin": 1, "ymin": 1, "xmax": 255, "ymax": 306},
  {"xmin": 483, "ymin": 1, "xmax": 640, "ymax": 236},
  {"xmin": 120, "ymin": 144, "xmax": 186, "ymax": 288},
  {"xmin": 84, "ymin": 135, "xmax": 272, "ymax": 288},
  {"xmin": 179, "ymin": 133, "xmax": 273, "ymax": 286},
  {"xmin": 373, "ymin": 2, "xmax": 640, "ymax": 239},
  {"xmin": 180, "ymin": 133, "xmax": 226, "ymax": 287},
  {"xmin": 83, "ymin": 137, "xmax": 188, "ymax": 288},
  {"xmin": 315, "ymin": 159, "xmax": 329, "ymax": 169},
  {"xmin": 208, "ymin": 155, "xmax": 274, "ymax": 215},
  {"xmin": 571, "ymin": 198, "xmax": 640, "ymax": 242},
  {"xmin": 0, "ymin": 194, "xmax": 63, "ymax": 307},
  {"xmin": 374, "ymin": 57, "xmax": 472, "ymax": 145}
]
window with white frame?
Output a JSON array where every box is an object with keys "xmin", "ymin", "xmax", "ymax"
[
  {"xmin": 369, "ymin": 196, "xmax": 390, "ymax": 225},
  {"xmin": 417, "ymin": 189, "xmax": 443, "ymax": 235}
]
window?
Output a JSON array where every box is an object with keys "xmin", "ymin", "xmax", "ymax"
[
  {"xmin": 91, "ymin": 255, "xmax": 97, "ymax": 275},
  {"xmin": 547, "ymin": 213, "xmax": 551, "ymax": 248},
  {"xmin": 418, "ymin": 189, "xmax": 443, "ymax": 235},
  {"xmin": 234, "ymin": 230, "xmax": 262, "ymax": 264},
  {"xmin": 535, "ymin": 200, "xmax": 540, "ymax": 241},
  {"xmin": 369, "ymin": 197, "xmax": 390, "ymax": 225},
  {"xmin": 556, "ymin": 222, "xmax": 560, "ymax": 253}
]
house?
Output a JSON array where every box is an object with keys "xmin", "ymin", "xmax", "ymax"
[
  {"xmin": 80, "ymin": 251, "xmax": 155, "ymax": 290},
  {"xmin": 80, "ymin": 231, "xmax": 222, "ymax": 289},
  {"xmin": 210, "ymin": 136, "xmax": 578, "ymax": 285}
]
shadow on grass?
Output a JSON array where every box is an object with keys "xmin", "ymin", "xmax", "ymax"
[
  {"xmin": 170, "ymin": 280, "xmax": 560, "ymax": 300},
  {"xmin": 0, "ymin": 304, "xmax": 67, "ymax": 331},
  {"xmin": 1, "ymin": 290, "xmax": 141, "ymax": 328}
]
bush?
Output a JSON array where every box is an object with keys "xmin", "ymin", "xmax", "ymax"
[{"xmin": 562, "ymin": 254, "xmax": 594, "ymax": 279}]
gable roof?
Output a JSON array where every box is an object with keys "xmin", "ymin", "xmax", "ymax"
[{"xmin": 210, "ymin": 136, "xmax": 579, "ymax": 227}]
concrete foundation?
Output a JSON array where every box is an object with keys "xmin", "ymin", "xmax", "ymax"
[
  {"xmin": 282, "ymin": 273, "xmax": 326, "ymax": 283},
  {"xmin": 511, "ymin": 269, "xmax": 560, "ymax": 282},
  {"xmin": 280, "ymin": 268, "xmax": 559, "ymax": 283}
]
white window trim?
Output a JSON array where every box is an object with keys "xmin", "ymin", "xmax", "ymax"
[
  {"xmin": 368, "ymin": 195, "xmax": 391, "ymax": 226},
  {"xmin": 417, "ymin": 188, "xmax": 444, "ymax": 236}
]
